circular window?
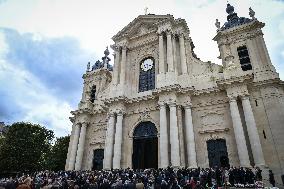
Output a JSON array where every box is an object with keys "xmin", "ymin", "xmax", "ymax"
[{"xmin": 140, "ymin": 58, "xmax": 154, "ymax": 72}]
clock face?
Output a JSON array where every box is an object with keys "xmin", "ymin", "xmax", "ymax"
[{"xmin": 141, "ymin": 58, "xmax": 153, "ymax": 71}]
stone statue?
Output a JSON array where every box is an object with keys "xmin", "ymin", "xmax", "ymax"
[
  {"xmin": 215, "ymin": 19, "xmax": 220, "ymax": 30},
  {"xmin": 144, "ymin": 7, "xmax": 148, "ymax": 15},
  {"xmin": 92, "ymin": 60, "xmax": 102, "ymax": 71},
  {"xmin": 102, "ymin": 46, "xmax": 111, "ymax": 69},
  {"xmin": 87, "ymin": 62, "xmax": 90, "ymax": 72},
  {"xmin": 249, "ymin": 7, "xmax": 256, "ymax": 20}
]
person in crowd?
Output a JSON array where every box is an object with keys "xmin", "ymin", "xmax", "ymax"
[
  {"xmin": 16, "ymin": 177, "xmax": 32, "ymax": 189},
  {"xmin": 0, "ymin": 166, "xmax": 269, "ymax": 189},
  {"xmin": 269, "ymin": 169, "xmax": 276, "ymax": 187}
]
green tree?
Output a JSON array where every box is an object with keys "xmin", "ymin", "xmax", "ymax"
[
  {"xmin": 46, "ymin": 135, "xmax": 70, "ymax": 171},
  {"xmin": 0, "ymin": 122, "xmax": 54, "ymax": 173}
]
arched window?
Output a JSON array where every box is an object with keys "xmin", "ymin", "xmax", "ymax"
[
  {"xmin": 90, "ymin": 85, "xmax": 96, "ymax": 103},
  {"xmin": 139, "ymin": 57, "xmax": 155, "ymax": 92}
]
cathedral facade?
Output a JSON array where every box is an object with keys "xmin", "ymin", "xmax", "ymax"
[{"xmin": 65, "ymin": 4, "xmax": 284, "ymax": 183}]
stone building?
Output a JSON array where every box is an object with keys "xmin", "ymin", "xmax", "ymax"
[{"xmin": 65, "ymin": 4, "xmax": 284, "ymax": 183}]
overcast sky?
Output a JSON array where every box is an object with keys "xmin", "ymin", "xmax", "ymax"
[{"xmin": 0, "ymin": 0, "xmax": 283, "ymax": 136}]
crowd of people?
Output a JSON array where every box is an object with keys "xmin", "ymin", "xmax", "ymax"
[{"xmin": 0, "ymin": 166, "xmax": 276, "ymax": 189}]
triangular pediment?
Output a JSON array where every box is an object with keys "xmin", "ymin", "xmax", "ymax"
[{"xmin": 112, "ymin": 14, "xmax": 174, "ymax": 41}]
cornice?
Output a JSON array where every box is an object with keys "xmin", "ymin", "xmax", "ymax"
[
  {"xmin": 192, "ymin": 98, "xmax": 228, "ymax": 109},
  {"xmin": 216, "ymin": 72, "xmax": 253, "ymax": 88},
  {"xmin": 251, "ymin": 78, "xmax": 283, "ymax": 87},
  {"xmin": 193, "ymin": 87, "xmax": 221, "ymax": 96},
  {"xmin": 199, "ymin": 128, "xmax": 230, "ymax": 134},
  {"xmin": 213, "ymin": 20, "xmax": 265, "ymax": 41}
]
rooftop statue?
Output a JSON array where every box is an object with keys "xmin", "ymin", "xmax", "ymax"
[
  {"xmin": 90, "ymin": 47, "xmax": 113, "ymax": 71},
  {"xmin": 220, "ymin": 3, "xmax": 252, "ymax": 31},
  {"xmin": 102, "ymin": 46, "xmax": 111, "ymax": 69},
  {"xmin": 86, "ymin": 62, "xmax": 90, "ymax": 72}
]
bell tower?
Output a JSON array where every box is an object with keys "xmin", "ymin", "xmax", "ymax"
[
  {"xmin": 79, "ymin": 47, "xmax": 113, "ymax": 110},
  {"xmin": 213, "ymin": 3, "xmax": 279, "ymax": 82}
]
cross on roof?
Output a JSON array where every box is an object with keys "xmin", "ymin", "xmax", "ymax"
[{"xmin": 144, "ymin": 7, "xmax": 148, "ymax": 15}]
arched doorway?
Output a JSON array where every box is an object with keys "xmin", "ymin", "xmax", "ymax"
[
  {"xmin": 92, "ymin": 149, "xmax": 104, "ymax": 170},
  {"xmin": 207, "ymin": 139, "xmax": 230, "ymax": 168},
  {"xmin": 132, "ymin": 121, "xmax": 158, "ymax": 169}
]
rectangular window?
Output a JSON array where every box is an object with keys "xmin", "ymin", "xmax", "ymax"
[{"xmin": 237, "ymin": 46, "xmax": 252, "ymax": 71}]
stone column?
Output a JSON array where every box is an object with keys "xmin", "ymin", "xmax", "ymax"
[
  {"xmin": 179, "ymin": 34, "xmax": 187, "ymax": 74},
  {"xmin": 166, "ymin": 31, "xmax": 174, "ymax": 72},
  {"xmin": 158, "ymin": 33, "xmax": 165, "ymax": 74},
  {"xmin": 172, "ymin": 35, "xmax": 177, "ymax": 72},
  {"xmin": 113, "ymin": 47, "xmax": 120, "ymax": 85},
  {"xmin": 120, "ymin": 46, "xmax": 127, "ymax": 85},
  {"xmin": 184, "ymin": 105, "xmax": 197, "ymax": 168},
  {"xmin": 68, "ymin": 124, "xmax": 81, "ymax": 170},
  {"xmin": 241, "ymin": 96, "xmax": 265, "ymax": 166},
  {"xmin": 103, "ymin": 113, "xmax": 116, "ymax": 169},
  {"xmin": 229, "ymin": 97, "xmax": 251, "ymax": 167},
  {"xmin": 169, "ymin": 103, "xmax": 181, "ymax": 167},
  {"xmin": 75, "ymin": 123, "xmax": 88, "ymax": 170},
  {"xmin": 113, "ymin": 112, "xmax": 123, "ymax": 169},
  {"xmin": 159, "ymin": 102, "xmax": 169, "ymax": 167}
]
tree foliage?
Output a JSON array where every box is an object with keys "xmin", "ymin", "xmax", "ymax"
[
  {"xmin": 46, "ymin": 135, "xmax": 70, "ymax": 171},
  {"xmin": 0, "ymin": 122, "xmax": 54, "ymax": 173}
]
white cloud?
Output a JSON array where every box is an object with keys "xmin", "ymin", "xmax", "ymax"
[
  {"xmin": 0, "ymin": 0, "xmax": 283, "ymax": 68},
  {"xmin": 0, "ymin": 0, "xmax": 284, "ymax": 136},
  {"xmin": 0, "ymin": 35, "xmax": 72, "ymax": 137}
]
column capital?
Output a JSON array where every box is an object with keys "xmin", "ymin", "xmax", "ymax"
[
  {"xmin": 108, "ymin": 112, "xmax": 115, "ymax": 118},
  {"xmin": 157, "ymin": 31, "xmax": 164, "ymax": 36},
  {"xmin": 81, "ymin": 122, "xmax": 89, "ymax": 127},
  {"xmin": 111, "ymin": 45, "xmax": 121, "ymax": 52},
  {"xmin": 183, "ymin": 103, "xmax": 192, "ymax": 109},
  {"xmin": 240, "ymin": 95, "xmax": 250, "ymax": 101},
  {"xmin": 158, "ymin": 101, "xmax": 166, "ymax": 107},
  {"xmin": 178, "ymin": 32, "xmax": 185, "ymax": 38},
  {"xmin": 168, "ymin": 102, "xmax": 176, "ymax": 108},
  {"xmin": 117, "ymin": 110, "xmax": 125, "ymax": 116},
  {"xmin": 121, "ymin": 45, "xmax": 128, "ymax": 50},
  {"xmin": 166, "ymin": 29, "xmax": 173, "ymax": 36},
  {"xmin": 228, "ymin": 96, "xmax": 237, "ymax": 102}
]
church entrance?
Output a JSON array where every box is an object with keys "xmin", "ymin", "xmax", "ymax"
[
  {"xmin": 207, "ymin": 139, "xmax": 230, "ymax": 168},
  {"xmin": 92, "ymin": 149, "xmax": 104, "ymax": 170},
  {"xmin": 132, "ymin": 121, "xmax": 158, "ymax": 169}
]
